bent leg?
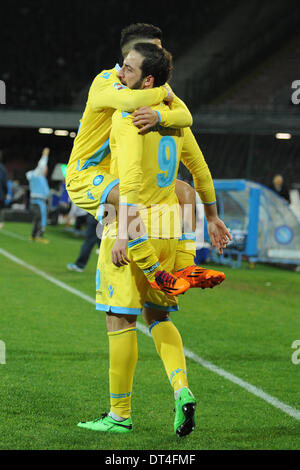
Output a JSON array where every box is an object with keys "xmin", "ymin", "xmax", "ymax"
[
  {"xmin": 174, "ymin": 181, "xmax": 225, "ymax": 288},
  {"xmin": 174, "ymin": 179, "xmax": 197, "ymax": 271}
]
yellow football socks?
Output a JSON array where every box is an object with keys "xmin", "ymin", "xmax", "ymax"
[
  {"xmin": 174, "ymin": 233, "xmax": 196, "ymax": 272},
  {"xmin": 150, "ymin": 319, "xmax": 189, "ymax": 392},
  {"xmin": 128, "ymin": 235, "xmax": 161, "ymax": 282},
  {"xmin": 108, "ymin": 327, "xmax": 138, "ymax": 419}
]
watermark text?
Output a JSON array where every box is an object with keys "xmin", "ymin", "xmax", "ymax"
[
  {"xmin": 95, "ymin": 201, "xmax": 204, "ymax": 243},
  {"xmin": 291, "ymin": 80, "xmax": 300, "ymax": 105},
  {"xmin": 0, "ymin": 80, "xmax": 6, "ymax": 104},
  {"xmin": 0, "ymin": 340, "xmax": 6, "ymax": 364}
]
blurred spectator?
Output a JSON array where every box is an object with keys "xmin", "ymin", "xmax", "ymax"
[
  {"xmin": 0, "ymin": 151, "xmax": 8, "ymax": 229},
  {"xmin": 4, "ymin": 180, "xmax": 13, "ymax": 207},
  {"xmin": 67, "ymin": 213, "xmax": 102, "ymax": 272},
  {"xmin": 65, "ymin": 203, "xmax": 88, "ymax": 234},
  {"xmin": 49, "ymin": 180, "xmax": 71, "ymax": 225},
  {"xmin": 11, "ymin": 180, "xmax": 25, "ymax": 204},
  {"xmin": 270, "ymin": 174, "xmax": 291, "ymax": 203},
  {"xmin": 74, "ymin": 210, "xmax": 88, "ymax": 233},
  {"xmin": 5, "ymin": 180, "xmax": 25, "ymax": 207},
  {"xmin": 26, "ymin": 148, "xmax": 50, "ymax": 243}
]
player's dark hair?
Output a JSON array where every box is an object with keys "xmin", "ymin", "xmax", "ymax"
[
  {"xmin": 133, "ymin": 42, "xmax": 172, "ymax": 87},
  {"xmin": 120, "ymin": 23, "xmax": 162, "ymax": 55}
]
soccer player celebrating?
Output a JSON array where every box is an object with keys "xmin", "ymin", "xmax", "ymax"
[
  {"xmin": 77, "ymin": 43, "xmax": 231, "ymax": 437},
  {"xmin": 66, "ymin": 23, "xmax": 228, "ymax": 295}
]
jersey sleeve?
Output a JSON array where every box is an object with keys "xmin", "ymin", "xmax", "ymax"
[
  {"xmin": 156, "ymin": 94, "xmax": 193, "ymax": 128},
  {"xmin": 180, "ymin": 128, "xmax": 216, "ymax": 205},
  {"xmin": 26, "ymin": 154, "xmax": 48, "ymax": 180},
  {"xmin": 112, "ymin": 113, "xmax": 143, "ymax": 205},
  {"xmin": 89, "ymin": 73, "xmax": 168, "ymax": 112}
]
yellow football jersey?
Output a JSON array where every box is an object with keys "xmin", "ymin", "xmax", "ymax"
[
  {"xmin": 110, "ymin": 104, "xmax": 184, "ymax": 238},
  {"xmin": 66, "ymin": 65, "xmax": 192, "ymax": 186},
  {"xmin": 109, "ymin": 105, "xmax": 216, "ymax": 238}
]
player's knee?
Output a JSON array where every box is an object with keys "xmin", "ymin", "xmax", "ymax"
[
  {"xmin": 143, "ymin": 308, "xmax": 169, "ymax": 327},
  {"xmin": 106, "ymin": 312, "xmax": 136, "ymax": 332}
]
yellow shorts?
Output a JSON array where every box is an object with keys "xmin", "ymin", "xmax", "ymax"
[
  {"xmin": 96, "ymin": 226, "xmax": 179, "ymax": 315},
  {"xmin": 66, "ymin": 169, "xmax": 119, "ymax": 219}
]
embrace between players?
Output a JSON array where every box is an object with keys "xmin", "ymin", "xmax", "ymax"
[{"xmin": 66, "ymin": 23, "xmax": 231, "ymax": 437}]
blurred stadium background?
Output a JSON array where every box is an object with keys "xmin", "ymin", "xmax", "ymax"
[
  {"xmin": 1, "ymin": 0, "xmax": 300, "ymax": 452},
  {"xmin": 1, "ymin": 0, "xmax": 300, "ymax": 183},
  {"xmin": 1, "ymin": 0, "xmax": 300, "ymax": 264}
]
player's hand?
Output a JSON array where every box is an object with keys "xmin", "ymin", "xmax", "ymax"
[
  {"xmin": 43, "ymin": 147, "xmax": 50, "ymax": 157},
  {"xmin": 207, "ymin": 217, "xmax": 232, "ymax": 255},
  {"xmin": 163, "ymin": 85, "xmax": 174, "ymax": 102},
  {"xmin": 132, "ymin": 107, "xmax": 159, "ymax": 135},
  {"xmin": 112, "ymin": 236, "xmax": 131, "ymax": 267}
]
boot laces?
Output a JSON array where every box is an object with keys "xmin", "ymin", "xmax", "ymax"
[
  {"xmin": 94, "ymin": 412, "xmax": 108, "ymax": 422},
  {"xmin": 155, "ymin": 270, "xmax": 176, "ymax": 288}
]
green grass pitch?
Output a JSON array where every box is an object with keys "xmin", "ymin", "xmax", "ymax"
[{"xmin": 0, "ymin": 222, "xmax": 300, "ymax": 450}]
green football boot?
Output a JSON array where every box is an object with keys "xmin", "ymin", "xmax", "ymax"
[
  {"xmin": 77, "ymin": 412, "xmax": 133, "ymax": 433},
  {"xmin": 174, "ymin": 388, "xmax": 196, "ymax": 437}
]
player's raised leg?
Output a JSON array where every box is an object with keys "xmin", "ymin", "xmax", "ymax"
[
  {"xmin": 174, "ymin": 179, "xmax": 225, "ymax": 288},
  {"xmin": 68, "ymin": 172, "xmax": 189, "ymax": 295},
  {"xmin": 108, "ymin": 186, "xmax": 190, "ymax": 296}
]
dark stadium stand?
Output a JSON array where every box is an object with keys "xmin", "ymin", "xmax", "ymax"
[
  {"xmin": 214, "ymin": 33, "xmax": 300, "ymax": 108},
  {"xmin": 1, "ymin": 0, "xmax": 300, "ymax": 188},
  {"xmin": 1, "ymin": 0, "xmax": 237, "ymax": 110}
]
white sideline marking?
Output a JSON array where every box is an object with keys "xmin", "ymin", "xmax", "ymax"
[
  {"xmin": 1, "ymin": 247, "xmax": 300, "ymax": 422},
  {"xmin": 0, "ymin": 248, "xmax": 95, "ymax": 305},
  {"xmin": 0, "ymin": 229, "xmax": 28, "ymax": 241}
]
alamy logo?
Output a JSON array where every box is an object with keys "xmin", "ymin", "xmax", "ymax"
[
  {"xmin": 0, "ymin": 340, "xmax": 6, "ymax": 364},
  {"xmin": 291, "ymin": 340, "xmax": 300, "ymax": 365},
  {"xmin": 0, "ymin": 80, "xmax": 6, "ymax": 104},
  {"xmin": 291, "ymin": 81, "xmax": 300, "ymax": 105}
]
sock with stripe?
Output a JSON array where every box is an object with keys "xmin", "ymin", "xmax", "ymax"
[
  {"xmin": 149, "ymin": 319, "xmax": 189, "ymax": 393},
  {"xmin": 174, "ymin": 232, "xmax": 196, "ymax": 272},
  {"xmin": 128, "ymin": 235, "xmax": 161, "ymax": 283},
  {"xmin": 108, "ymin": 327, "xmax": 138, "ymax": 419}
]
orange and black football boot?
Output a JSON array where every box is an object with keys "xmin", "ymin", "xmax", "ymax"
[
  {"xmin": 174, "ymin": 266, "xmax": 225, "ymax": 289},
  {"xmin": 149, "ymin": 270, "xmax": 190, "ymax": 296}
]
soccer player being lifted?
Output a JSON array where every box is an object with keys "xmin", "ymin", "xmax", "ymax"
[
  {"xmin": 66, "ymin": 23, "xmax": 229, "ymax": 298},
  {"xmin": 78, "ymin": 43, "xmax": 231, "ymax": 437}
]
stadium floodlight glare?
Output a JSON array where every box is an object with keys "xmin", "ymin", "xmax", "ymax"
[
  {"xmin": 275, "ymin": 132, "xmax": 292, "ymax": 139},
  {"xmin": 54, "ymin": 130, "xmax": 69, "ymax": 136},
  {"xmin": 39, "ymin": 128, "xmax": 53, "ymax": 134},
  {"xmin": 69, "ymin": 131, "xmax": 76, "ymax": 138}
]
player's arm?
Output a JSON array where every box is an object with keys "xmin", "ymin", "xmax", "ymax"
[
  {"xmin": 181, "ymin": 128, "xmax": 216, "ymax": 204},
  {"xmin": 26, "ymin": 148, "xmax": 50, "ymax": 180},
  {"xmin": 111, "ymin": 113, "xmax": 145, "ymax": 266},
  {"xmin": 181, "ymin": 128, "xmax": 232, "ymax": 253},
  {"xmin": 157, "ymin": 94, "xmax": 193, "ymax": 128},
  {"xmin": 89, "ymin": 73, "xmax": 170, "ymax": 112},
  {"xmin": 132, "ymin": 94, "xmax": 193, "ymax": 134}
]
